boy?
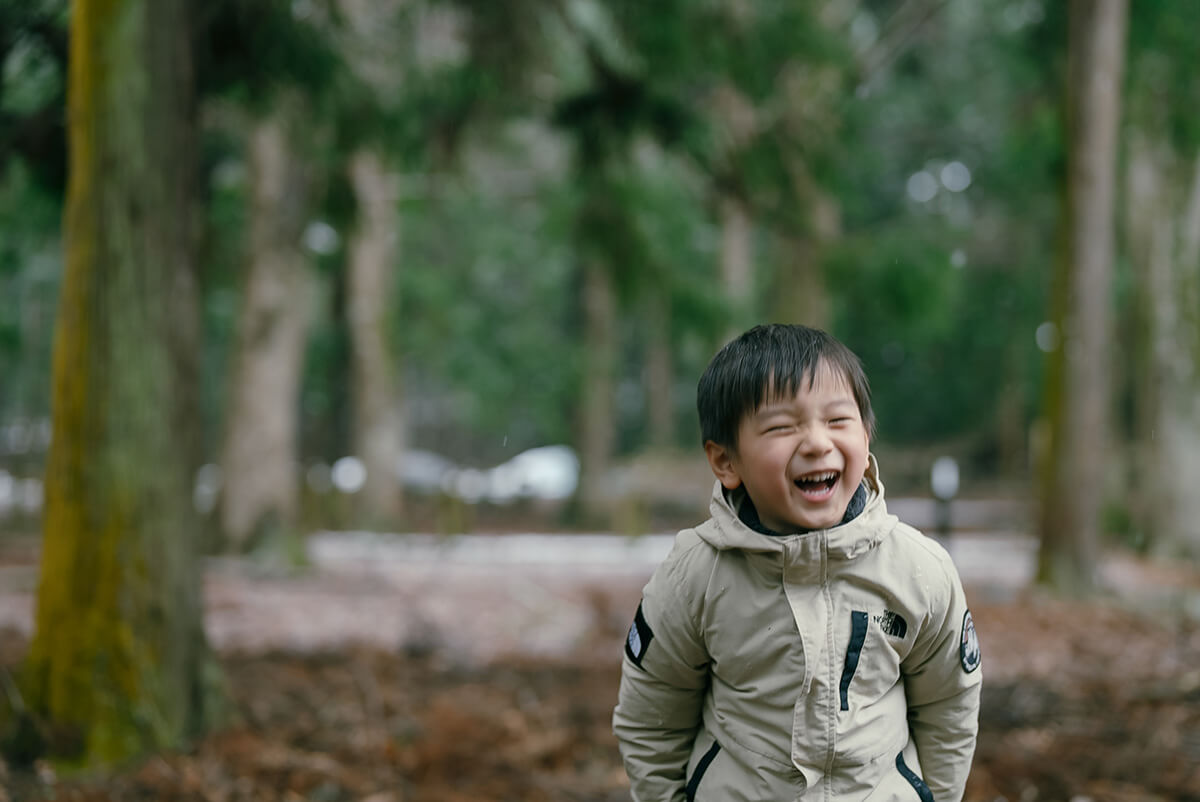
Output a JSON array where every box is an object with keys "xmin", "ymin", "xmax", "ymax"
[{"xmin": 614, "ymin": 324, "xmax": 981, "ymax": 802}]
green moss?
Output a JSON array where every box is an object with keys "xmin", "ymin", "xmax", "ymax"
[{"xmin": 21, "ymin": 0, "xmax": 223, "ymax": 770}]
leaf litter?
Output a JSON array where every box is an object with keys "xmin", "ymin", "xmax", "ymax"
[{"xmin": 1, "ymin": 542, "xmax": 1199, "ymax": 802}]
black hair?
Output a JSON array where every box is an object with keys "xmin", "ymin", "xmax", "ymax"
[{"xmin": 697, "ymin": 324, "xmax": 875, "ymax": 449}]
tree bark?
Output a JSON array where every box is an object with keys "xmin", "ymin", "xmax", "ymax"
[
  {"xmin": 576, "ymin": 258, "xmax": 617, "ymax": 524},
  {"xmin": 218, "ymin": 110, "xmax": 314, "ymax": 551},
  {"xmin": 1125, "ymin": 135, "xmax": 1200, "ymax": 558},
  {"xmin": 25, "ymin": 0, "xmax": 218, "ymax": 765},
  {"xmin": 346, "ymin": 147, "xmax": 404, "ymax": 524},
  {"xmin": 769, "ymin": 184, "xmax": 839, "ymax": 330},
  {"xmin": 720, "ymin": 195, "xmax": 754, "ymax": 340},
  {"xmin": 1037, "ymin": 0, "xmax": 1128, "ymax": 594},
  {"xmin": 643, "ymin": 287, "xmax": 674, "ymax": 450}
]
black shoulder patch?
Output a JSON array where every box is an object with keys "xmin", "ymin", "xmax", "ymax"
[{"xmin": 625, "ymin": 601, "xmax": 654, "ymax": 668}]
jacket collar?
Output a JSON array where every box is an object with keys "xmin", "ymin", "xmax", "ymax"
[{"xmin": 700, "ymin": 453, "xmax": 896, "ymax": 559}]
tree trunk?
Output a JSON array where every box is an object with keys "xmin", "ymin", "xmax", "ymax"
[
  {"xmin": 346, "ymin": 147, "xmax": 404, "ymax": 524},
  {"xmin": 577, "ymin": 259, "xmax": 617, "ymax": 524},
  {"xmin": 720, "ymin": 195, "xmax": 754, "ymax": 340},
  {"xmin": 769, "ymin": 235, "xmax": 829, "ymax": 330},
  {"xmin": 769, "ymin": 186, "xmax": 839, "ymax": 330},
  {"xmin": 643, "ymin": 288, "xmax": 675, "ymax": 450},
  {"xmin": 1037, "ymin": 0, "xmax": 1128, "ymax": 594},
  {"xmin": 24, "ymin": 0, "xmax": 218, "ymax": 766},
  {"xmin": 1125, "ymin": 135, "xmax": 1200, "ymax": 558},
  {"xmin": 219, "ymin": 110, "xmax": 314, "ymax": 551}
]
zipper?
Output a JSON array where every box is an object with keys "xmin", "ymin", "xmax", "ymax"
[
  {"xmin": 685, "ymin": 740, "xmax": 721, "ymax": 802},
  {"xmin": 838, "ymin": 611, "xmax": 869, "ymax": 710},
  {"xmin": 896, "ymin": 752, "xmax": 935, "ymax": 802},
  {"xmin": 821, "ymin": 532, "xmax": 837, "ymax": 794}
]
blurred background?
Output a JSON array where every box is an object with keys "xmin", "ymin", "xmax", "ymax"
[
  {"xmin": 1, "ymin": 0, "xmax": 1196, "ymax": 553},
  {"xmin": 2, "ymin": 0, "xmax": 1200, "ymax": 799},
  {"xmin": 0, "ymin": 0, "xmax": 1114, "ymax": 540}
]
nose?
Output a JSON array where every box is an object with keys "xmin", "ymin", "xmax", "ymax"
[{"xmin": 798, "ymin": 425, "xmax": 833, "ymax": 456}]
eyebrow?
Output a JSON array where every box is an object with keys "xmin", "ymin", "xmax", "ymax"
[{"xmin": 754, "ymin": 397, "xmax": 858, "ymax": 417}]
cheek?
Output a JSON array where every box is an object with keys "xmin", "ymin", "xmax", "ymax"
[{"xmin": 748, "ymin": 445, "xmax": 796, "ymax": 480}]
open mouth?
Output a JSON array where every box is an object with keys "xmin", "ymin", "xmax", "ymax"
[{"xmin": 795, "ymin": 471, "xmax": 839, "ymax": 498}]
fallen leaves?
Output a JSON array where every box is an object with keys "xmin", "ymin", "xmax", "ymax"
[{"xmin": 3, "ymin": 558, "xmax": 1199, "ymax": 801}]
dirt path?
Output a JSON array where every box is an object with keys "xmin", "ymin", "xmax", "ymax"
[{"xmin": 3, "ymin": 529, "xmax": 1196, "ymax": 664}]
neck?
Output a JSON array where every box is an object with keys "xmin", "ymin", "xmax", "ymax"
[{"xmin": 736, "ymin": 482, "xmax": 868, "ymax": 536}]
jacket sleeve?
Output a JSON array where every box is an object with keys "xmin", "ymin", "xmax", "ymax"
[
  {"xmin": 612, "ymin": 546, "xmax": 711, "ymax": 802},
  {"xmin": 902, "ymin": 551, "xmax": 982, "ymax": 802}
]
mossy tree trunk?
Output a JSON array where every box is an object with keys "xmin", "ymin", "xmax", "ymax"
[
  {"xmin": 25, "ymin": 0, "xmax": 219, "ymax": 766},
  {"xmin": 346, "ymin": 148, "xmax": 404, "ymax": 525},
  {"xmin": 1036, "ymin": 0, "xmax": 1128, "ymax": 595},
  {"xmin": 218, "ymin": 108, "xmax": 314, "ymax": 552}
]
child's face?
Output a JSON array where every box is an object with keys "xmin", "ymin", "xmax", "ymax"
[{"xmin": 705, "ymin": 361, "xmax": 870, "ymax": 533}]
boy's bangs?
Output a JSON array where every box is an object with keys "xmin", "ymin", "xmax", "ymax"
[
  {"xmin": 697, "ymin": 323, "xmax": 876, "ymax": 446},
  {"xmin": 760, "ymin": 361, "xmax": 823, "ymax": 409}
]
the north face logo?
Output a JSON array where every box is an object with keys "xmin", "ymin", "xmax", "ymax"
[{"xmin": 874, "ymin": 610, "xmax": 908, "ymax": 639}]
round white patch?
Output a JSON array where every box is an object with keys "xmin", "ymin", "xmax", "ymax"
[{"xmin": 960, "ymin": 610, "xmax": 981, "ymax": 673}]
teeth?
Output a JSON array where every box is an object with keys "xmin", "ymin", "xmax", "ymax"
[{"xmin": 799, "ymin": 472, "xmax": 837, "ymax": 482}]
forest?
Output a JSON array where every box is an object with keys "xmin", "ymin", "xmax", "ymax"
[{"xmin": 1, "ymin": 0, "xmax": 1199, "ymax": 799}]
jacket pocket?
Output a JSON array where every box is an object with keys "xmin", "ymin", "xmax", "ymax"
[
  {"xmin": 685, "ymin": 740, "xmax": 721, "ymax": 802},
  {"xmin": 895, "ymin": 751, "xmax": 934, "ymax": 802}
]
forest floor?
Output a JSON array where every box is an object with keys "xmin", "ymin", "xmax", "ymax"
[{"xmin": 1, "ymin": 527, "xmax": 1200, "ymax": 802}]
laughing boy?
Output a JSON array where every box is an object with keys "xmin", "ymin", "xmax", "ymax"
[{"xmin": 614, "ymin": 324, "xmax": 982, "ymax": 801}]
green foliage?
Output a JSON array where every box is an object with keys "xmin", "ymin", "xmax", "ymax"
[
  {"xmin": 396, "ymin": 159, "xmax": 579, "ymax": 463},
  {"xmin": 0, "ymin": 0, "xmax": 68, "ymax": 192},
  {"xmin": 196, "ymin": 129, "xmax": 249, "ymax": 457},
  {"xmin": 0, "ymin": 21, "xmax": 61, "ymax": 116},
  {"xmin": 3, "ymin": 0, "xmax": 1195, "ymax": 503},
  {"xmin": 195, "ymin": 0, "xmax": 342, "ymax": 111},
  {"xmin": 823, "ymin": 0, "xmax": 1061, "ymax": 450},
  {"xmin": 838, "ymin": 249, "xmax": 1043, "ymax": 446},
  {"xmin": 1127, "ymin": 0, "xmax": 1200, "ymax": 148},
  {"xmin": 0, "ymin": 158, "xmax": 59, "ymax": 419}
]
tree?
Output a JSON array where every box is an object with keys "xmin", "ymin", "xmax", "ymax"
[
  {"xmin": 197, "ymin": 0, "xmax": 342, "ymax": 548},
  {"xmin": 1122, "ymin": 0, "xmax": 1200, "ymax": 558},
  {"xmin": 218, "ymin": 102, "xmax": 317, "ymax": 551},
  {"xmin": 345, "ymin": 148, "xmax": 404, "ymax": 522},
  {"xmin": 1036, "ymin": 0, "xmax": 1128, "ymax": 594},
  {"xmin": 333, "ymin": 0, "xmax": 411, "ymax": 525},
  {"xmin": 552, "ymin": 35, "xmax": 693, "ymax": 522},
  {"xmin": 21, "ymin": 0, "xmax": 219, "ymax": 765}
]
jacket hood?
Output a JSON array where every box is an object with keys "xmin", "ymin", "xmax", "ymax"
[{"xmin": 698, "ymin": 453, "xmax": 898, "ymax": 559}]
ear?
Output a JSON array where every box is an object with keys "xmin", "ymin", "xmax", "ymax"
[{"xmin": 704, "ymin": 440, "xmax": 743, "ymax": 490}]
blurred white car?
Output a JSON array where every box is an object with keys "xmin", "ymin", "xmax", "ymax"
[
  {"xmin": 485, "ymin": 445, "xmax": 579, "ymax": 504},
  {"xmin": 396, "ymin": 449, "xmax": 459, "ymax": 494},
  {"xmin": 396, "ymin": 445, "xmax": 579, "ymax": 504}
]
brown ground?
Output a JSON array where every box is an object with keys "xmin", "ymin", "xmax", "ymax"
[{"xmin": 2, "ymin": 541, "xmax": 1200, "ymax": 802}]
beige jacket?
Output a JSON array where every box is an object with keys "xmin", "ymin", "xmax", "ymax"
[{"xmin": 613, "ymin": 457, "xmax": 981, "ymax": 802}]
